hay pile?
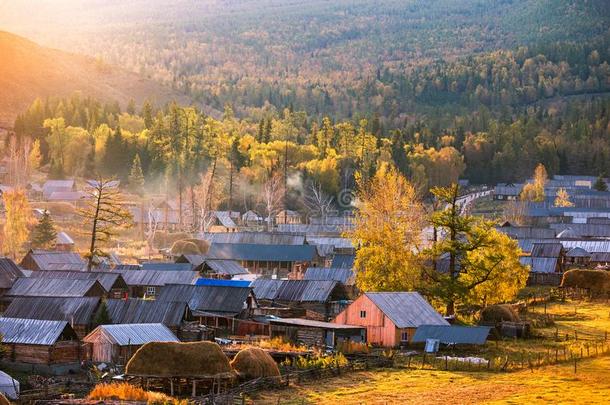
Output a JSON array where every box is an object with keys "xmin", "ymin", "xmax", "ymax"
[
  {"xmin": 170, "ymin": 238, "xmax": 211, "ymax": 256},
  {"xmin": 126, "ymin": 341, "xmax": 234, "ymax": 379},
  {"xmin": 230, "ymin": 348, "xmax": 280, "ymax": 381},
  {"xmin": 479, "ymin": 304, "xmax": 520, "ymax": 325},
  {"xmin": 0, "ymin": 393, "xmax": 9, "ymax": 405},
  {"xmin": 562, "ymin": 269, "xmax": 610, "ymax": 296}
]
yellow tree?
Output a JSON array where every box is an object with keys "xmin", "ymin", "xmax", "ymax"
[
  {"xmin": 554, "ymin": 188, "xmax": 574, "ymax": 207},
  {"xmin": 2, "ymin": 189, "xmax": 33, "ymax": 258},
  {"xmin": 346, "ymin": 164, "xmax": 426, "ymax": 292},
  {"xmin": 521, "ymin": 163, "xmax": 547, "ymax": 202}
]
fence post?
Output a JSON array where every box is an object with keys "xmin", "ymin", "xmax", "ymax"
[
  {"xmin": 555, "ymin": 348, "xmax": 558, "ymax": 363},
  {"xmin": 445, "ymin": 355, "xmax": 448, "ymax": 370}
]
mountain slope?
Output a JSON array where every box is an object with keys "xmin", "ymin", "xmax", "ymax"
[{"xmin": 0, "ymin": 31, "xmax": 190, "ymax": 127}]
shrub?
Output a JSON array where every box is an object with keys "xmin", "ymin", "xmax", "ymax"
[
  {"xmin": 87, "ymin": 382, "xmax": 184, "ymax": 404},
  {"xmin": 257, "ymin": 336, "xmax": 308, "ymax": 353},
  {"xmin": 284, "ymin": 352, "xmax": 348, "ymax": 369},
  {"xmin": 561, "ymin": 269, "xmax": 610, "ymax": 296}
]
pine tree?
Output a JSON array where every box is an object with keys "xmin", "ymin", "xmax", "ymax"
[
  {"xmin": 257, "ymin": 118, "xmax": 265, "ymax": 142},
  {"xmin": 93, "ymin": 301, "xmax": 111, "ymax": 327},
  {"xmin": 594, "ymin": 174, "xmax": 608, "ymax": 191},
  {"xmin": 142, "ymin": 100, "xmax": 154, "ymax": 129},
  {"xmin": 128, "ymin": 154, "xmax": 145, "ymax": 195},
  {"xmin": 264, "ymin": 119, "xmax": 272, "ymax": 143},
  {"xmin": 31, "ymin": 210, "xmax": 57, "ymax": 249}
]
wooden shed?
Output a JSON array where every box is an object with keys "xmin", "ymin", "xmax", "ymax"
[
  {"xmin": 333, "ymin": 292, "xmax": 449, "ymax": 347},
  {"xmin": 268, "ymin": 318, "xmax": 365, "ymax": 348},
  {"xmin": 0, "ymin": 317, "xmax": 81, "ymax": 374},
  {"xmin": 83, "ymin": 323, "xmax": 179, "ymax": 364}
]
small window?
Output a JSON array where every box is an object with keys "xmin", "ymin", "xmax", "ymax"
[
  {"xmin": 401, "ymin": 330, "xmax": 409, "ymax": 342},
  {"xmin": 146, "ymin": 286, "xmax": 156, "ymax": 296},
  {"xmin": 360, "ymin": 310, "xmax": 366, "ymax": 318}
]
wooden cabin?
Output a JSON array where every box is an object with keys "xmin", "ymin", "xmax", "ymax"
[
  {"xmin": 104, "ymin": 299, "xmax": 191, "ymax": 335},
  {"xmin": 19, "ymin": 249, "xmax": 86, "ymax": 271},
  {"xmin": 268, "ymin": 318, "xmax": 365, "ymax": 348},
  {"xmin": 0, "ymin": 257, "xmax": 24, "ymax": 296},
  {"xmin": 3, "ymin": 297, "xmax": 101, "ymax": 339},
  {"xmin": 333, "ymin": 292, "xmax": 449, "ymax": 347},
  {"xmin": 118, "ymin": 270, "xmax": 198, "ymax": 298},
  {"xmin": 0, "ymin": 317, "xmax": 81, "ymax": 374},
  {"xmin": 83, "ymin": 323, "xmax": 179, "ymax": 364},
  {"xmin": 27, "ymin": 270, "xmax": 129, "ymax": 298}
]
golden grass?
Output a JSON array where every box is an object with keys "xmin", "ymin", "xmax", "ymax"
[
  {"xmin": 251, "ymin": 356, "xmax": 610, "ymax": 404},
  {"xmin": 87, "ymin": 382, "xmax": 187, "ymax": 404},
  {"xmin": 255, "ymin": 337, "xmax": 309, "ymax": 353}
]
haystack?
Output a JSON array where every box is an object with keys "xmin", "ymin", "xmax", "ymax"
[
  {"xmin": 480, "ymin": 304, "xmax": 520, "ymax": 325},
  {"xmin": 0, "ymin": 393, "xmax": 9, "ymax": 405},
  {"xmin": 230, "ymin": 348, "xmax": 280, "ymax": 381},
  {"xmin": 126, "ymin": 341, "xmax": 234, "ymax": 379},
  {"xmin": 170, "ymin": 238, "xmax": 211, "ymax": 256},
  {"xmin": 562, "ymin": 269, "xmax": 610, "ymax": 296}
]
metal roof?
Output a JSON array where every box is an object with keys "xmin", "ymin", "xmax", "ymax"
[
  {"xmin": 497, "ymin": 226, "xmax": 556, "ymax": 239},
  {"xmin": 206, "ymin": 243, "xmax": 317, "ymax": 262},
  {"xmin": 84, "ymin": 323, "xmax": 178, "ymax": 346},
  {"xmin": 194, "ymin": 278, "xmax": 251, "ymax": 288},
  {"xmin": 118, "ymin": 270, "xmax": 198, "ymax": 287},
  {"xmin": 519, "ymin": 257, "xmax": 558, "ymax": 273},
  {"xmin": 269, "ymin": 318, "xmax": 364, "ymax": 330},
  {"xmin": 306, "ymin": 237, "xmax": 354, "ymax": 249},
  {"xmin": 3, "ymin": 297, "xmax": 100, "ymax": 324},
  {"xmin": 28, "ymin": 270, "xmax": 126, "ymax": 292},
  {"xmin": 203, "ymin": 259, "xmax": 249, "ymax": 276},
  {"xmin": 201, "ymin": 232, "xmax": 306, "ymax": 245},
  {"xmin": 364, "ymin": 292, "xmax": 449, "ymax": 328},
  {"xmin": 6, "ymin": 278, "xmax": 105, "ymax": 297},
  {"xmin": 590, "ymin": 252, "xmax": 610, "ymax": 262},
  {"xmin": 176, "ymin": 254, "xmax": 206, "ymax": 266},
  {"xmin": 531, "ymin": 243, "xmax": 563, "ymax": 258},
  {"xmin": 214, "ymin": 211, "xmax": 237, "ymax": 228},
  {"xmin": 56, "ymin": 232, "xmax": 74, "ymax": 245},
  {"xmin": 550, "ymin": 223, "xmax": 610, "ymax": 238},
  {"xmin": 276, "ymin": 224, "xmax": 348, "ymax": 235},
  {"xmin": 303, "ymin": 267, "xmax": 355, "ymax": 284},
  {"xmin": 0, "ymin": 257, "xmax": 23, "ymax": 289},
  {"xmin": 331, "ymin": 254, "xmax": 355, "ymax": 269},
  {"xmin": 565, "ymin": 247, "xmax": 591, "ymax": 257},
  {"xmin": 156, "ymin": 284, "xmax": 252, "ymax": 315},
  {"xmin": 141, "ymin": 262, "xmax": 194, "ymax": 271},
  {"xmin": 21, "ymin": 250, "xmax": 86, "ymax": 271},
  {"xmin": 412, "ymin": 325, "xmax": 491, "ymax": 345},
  {"xmin": 105, "ymin": 299, "xmax": 187, "ymax": 327},
  {"xmin": 252, "ymin": 279, "xmax": 338, "ymax": 302},
  {"xmin": 493, "ymin": 183, "xmax": 523, "ymax": 196},
  {"xmin": 0, "ymin": 317, "xmax": 74, "ymax": 345}
]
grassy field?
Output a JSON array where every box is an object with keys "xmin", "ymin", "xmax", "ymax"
[
  {"xmin": 250, "ymin": 299, "xmax": 610, "ymax": 404},
  {"xmin": 251, "ymin": 355, "xmax": 610, "ymax": 404}
]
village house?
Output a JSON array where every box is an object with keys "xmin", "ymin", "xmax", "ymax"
[
  {"xmin": 3, "ymin": 297, "xmax": 101, "ymax": 339},
  {"xmin": 27, "ymin": 270, "xmax": 129, "ymax": 298},
  {"xmin": 42, "ymin": 179, "xmax": 76, "ymax": 200},
  {"xmin": 117, "ymin": 270, "xmax": 198, "ymax": 298},
  {"xmin": 333, "ymin": 292, "xmax": 449, "ymax": 347},
  {"xmin": 55, "ymin": 232, "xmax": 75, "ymax": 252},
  {"xmin": 155, "ymin": 284, "xmax": 262, "ymax": 335},
  {"xmin": 205, "ymin": 243, "xmax": 321, "ymax": 278},
  {"xmin": 268, "ymin": 318, "xmax": 365, "ymax": 348},
  {"xmin": 520, "ymin": 242, "xmax": 564, "ymax": 285},
  {"xmin": 83, "ymin": 323, "xmax": 179, "ymax": 364},
  {"xmin": 104, "ymin": 299, "xmax": 191, "ymax": 335},
  {"xmin": 20, "ymin": 249, "xmax": 86, "ymax": 271},
  {"xmin": 275, "ymin": 210, "xmax": 302, "ymax": 225},
  {"xmin": 493, "ymin": 183, "xmax": 523, "ymax": 200},
  {"xmin": 0, "ymin": 317, "xmax": 81, "ymax": 374},
  {"xmin": 175, "ymin": 255, "xmax": 249, "ymax": 279},
  {"xmin": 0, "ymin": 257, "xmax": 24, "ymax": 295},
  {"xmin": 4, "ymin": 278, "xmax": 106, "ymax": 300},
  {"xmin": 252, "ymin": 279, "xmax": 347, "ymax": 320}
]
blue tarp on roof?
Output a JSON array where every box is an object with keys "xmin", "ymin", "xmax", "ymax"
[
  {"xmin": 195, "ymin": 278, "xmax": 251, "ymax": 288},
  {"xmin": 412, "ymin": 325, "xmax": 491, "ymax": 345}
]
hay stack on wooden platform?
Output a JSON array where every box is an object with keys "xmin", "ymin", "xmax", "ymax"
[
  {"xmin": 230, "ymin": 347, "xmax": 280, "ymax": 381},
  {"xmin": 480, "ymin": 304, "xmax": 520, "ymax": 325},
  {"xmin": 170, "ymin": 238, "xmax": 211, "ymax": 256},
  {"xmin": 126, "ymin": 341, "xmax": 234, "ymax": 379},
  {"xmin": 562, "ymin": 269, "xmax": 610, "ymax": 296}
]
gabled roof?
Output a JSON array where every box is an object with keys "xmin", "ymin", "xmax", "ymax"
[
  {"xmin": 200, "ymin": 232, "xmax": 306, "ymax": 245},
  {"xmin": 0, "ymin": 317, "xmax": 76, "ymax": 345},
  {"xmin": 117, "ymin": 270, "xmax": 198, "ymax": 287},
  {"xmin": 556, "ymin": 228, "xmax": 579, "ymax": 239},
  {"xmin": 412, "ymin": 325, "xmax": 491, "ymax": 345},
  {"xmin": 519, "ymin": 256, "xmax": 558, "ymax": 273},
  {"xmin": 206, "ymin": 243, "xmax": 316, "ymax": 262},
  {"xmin": 21, "ymin": 249, "xmax": 85, "ymax": 271},
  {"xmin": 214, "ymin": 211, "xmax": 237, "ymax": 228},
  {"xmin": 56, "ymin": 232, "xmax": 74, "ymax": 245},
  {"xmin": 203, "ymin": 259, "xmax": 249, "ymax": 276},
  {"xmin": 47, "ymin": 191, "xmax": 87, "ymax": 201},
  {"xmin": 252, "ymin": 279, "xmax": 338, "ymax": 302},
  {"xmin": 28, "ymin": 270, "xmax": 127, "ymax": 292},
  {"xmin": 141, "ymin": 262, "xmax": 194, "ymax": 271},
  {"xmin": 331, "ymin": 254, "xmax": 355, "ymax": 269},
  {"xmin": 105, "ymin": 299, "xmax": 188, "ymax": 327},
  {"xmin": 3, "ymin": 297, "xmax": 100, "ymax": 325},
  {"xmin": 364, "ymin": 292, "xmax": 449, "ymax": 328},
  {"xmin": 565, "ymin": 247, "xmax": 590, "ymax": 258},
  {"xmin": 0, "ymin": 257, "xmax": 24, "ymax": 289},
  {"xmin": 531, "ymin": 243, "xmax": 563, "ymax": 258},
  {"xmin": 303, "ymin": 267, "xmax": 355, "ymax": 285},
  {"xmin": 155, "ymin": 284, "xmax": 252, "ymax": 316},
  {"xmin": 6, "ymin": 278, "xmax": 105, "ymax": 298},
  {"xmin": 590, "ymin": 252, "xmax": 610, "ymax": 262},
  {"xmin": 84, "ymin": 323, "xmax": 178, "ymax": 346}
]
